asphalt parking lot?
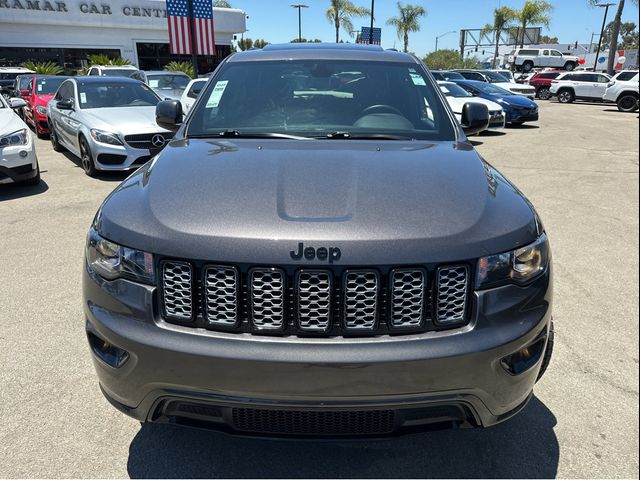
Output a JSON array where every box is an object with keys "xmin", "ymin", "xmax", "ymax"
[{"xmin": 0, "ymin": 101, "xmax": 638, "ymax": 478}]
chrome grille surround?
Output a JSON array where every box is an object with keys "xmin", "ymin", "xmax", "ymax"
[
  {"xmin": 250, "ymin": 268, "xmax": 285, "ymax": 331},
  {"xmin": 124, "ymin": 132, "xmax": 175, "ymax": 150},
  {"xmin": 343, "ymin": 271, "xmax": 379, "ymax": 331},
  {"xmin": 390, "ymin": 268, "xmax": 426, "ymax": 328},
  {"xmin": 203, "ymin": 265, "xmax": 239, "ymax": 327},
  {"xmin": 296, "ymin": 270, "xmax": 332, "ymax": 332},
  {"xmin": 435, "ymin": 265, "xmax": 469, "ymax": 325},
  {"xmin": 161, "ymin": 261, "xmax": 193, "ymax": 321}
]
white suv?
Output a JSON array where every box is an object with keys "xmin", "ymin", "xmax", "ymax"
[
  {"xmin": 507, "ymin": 48, "xmax": 580, "ymax": 73},
  {"xmin": 603, "ymin": 70, "xmax": 639, "ymax": 112},
  {"xmin": 549, "ymin": 71, "xmax": 611, "ymax": 103},
  {"xmin": 87, "ymin": 65, "xmax": 139, "ymax": 78}
]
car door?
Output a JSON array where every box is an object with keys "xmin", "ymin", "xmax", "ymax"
[
  {"xmin": 550, "ymin": 50, "xmax": 564, "ymax": 68},
  {"xmin": 570, "ymin": 74, "xmax": 592, "ymax": 97},
  {"xmin": 591, "ymin": 74, "xmax": 612, "ymax": 99},
  {"xmin": 23, "ymin": 77, "xmax": 36, "ymax": 127},
  {"xmin": 541, "ymin": 50, "xmax": 551, "ymax": 67},
  {"xmin": 52, "ymin": 80, "xmax": 81, "ymax": 154}
]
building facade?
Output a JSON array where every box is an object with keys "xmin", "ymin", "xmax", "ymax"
[{"xmin": 0, "ymin": 0, "xmax": 247, "ymax": 73}]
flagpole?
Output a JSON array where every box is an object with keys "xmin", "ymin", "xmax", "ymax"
[{"xmin": 187, "ymin": 0, "xmax": 198, "ymax": 77}]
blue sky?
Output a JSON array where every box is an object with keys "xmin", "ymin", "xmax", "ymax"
[{"xmin": 226, "ymin": 0, "xmax": 639, "ymax": 58}]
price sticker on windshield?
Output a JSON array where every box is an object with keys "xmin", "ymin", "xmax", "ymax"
[
  {"xmin": 409, "ymin": 71, "xmax": 426, "ymax": 86},
  {"xmin": 206, "ymin": 80, "xmax": 229, "ymax": 108}
]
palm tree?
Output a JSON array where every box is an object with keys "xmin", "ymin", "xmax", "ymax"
[
  {"xmin": 516, "ymin": 0, "xmax": 553, "ymax": 47},
  {"xmin": 213, "ymin": 0, "xmax": 231, "ymax": 7},
  {"xmin": 386, "ymin": 2, "xmax": 426, "ymax": 53},
  {"xmin": 326, "ymin": 0, "xmax": 370, "ymax": 43},
  {"xmin": 481, "ymin": 6, "xmax": 518, "ymax": 68},
  {"xmin": 588, "ymin": 0, "xmax": 638, "ymax": 74}
]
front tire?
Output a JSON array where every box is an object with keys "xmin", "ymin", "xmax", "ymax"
[
  {"xmin": 522, "ymin": 61, "xmax": 534, "ymax": 72},
  {"xmin": 49, "ymin": 124, "xmax": 65, "ymax": 152},
  {"xmin": 537, "ymin": 87, "xmax": 552, "ymax": 100},
  {"xmin": 617, "ymin": 93, "xmax": 639, "ymax": 112},
  {"xmin": 79, "ymin": 136, "xmax": 98, "ymax": 177},
  {"xmin": 557, "ymin": 89, "xmax": 574, "ymax": 103},
  {"xmin": 564, "ymin": 61, "xmax": 576, "ymax": 71},
  {"xmin": 19, "ymin": 164, "xmax": 41, "ymax": 186}
]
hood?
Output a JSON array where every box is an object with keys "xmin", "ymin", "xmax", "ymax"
[
  {"xmin": 81, "ymin": 106, "xmax": 171, "ymax": 134},
  {"xmin": 486, "ymin": 93, "xmax": 537, "ymax": 108},
  {"xmin": 495, "ymin": 82, "xmax": 534, "ymax": 91},
  {"xmin": 0, "ymin": 108, "xmax": 27, "ymax": 135},
  {"xmin": 446, "ymin": 96, "xmax": 503, "ymax": 114},
  {"xmin": 97, "ymin": 139, "xmax": 540, "ymax": 265}
]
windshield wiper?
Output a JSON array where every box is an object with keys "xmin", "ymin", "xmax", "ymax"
[
  {"xmin": 209, "ymin": 129, "xmax": 311, "ymax": 140},
  {"xmin": 319, "ymin": 131, "xmax": 414, "ymax": 140}
]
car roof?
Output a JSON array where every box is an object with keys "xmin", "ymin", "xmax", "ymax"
[
  {"xmin": 93, "ymin": 65, "xmax": 137, "ymax": 69},
  {"xmin": 71, "ymin": 76, "xmax": 142, "ymax": 84},
  {"xmin": 144, "ymin": 70, "xmax": 190, "ymax": 75},
  {"xmin": 228, "ymin": 43, "xmax": 419, "ymax": 64}
]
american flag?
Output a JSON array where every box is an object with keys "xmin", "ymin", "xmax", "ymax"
[{"xmin": 166, "ymin": 0, "xmax": 216, "ymax": 56}]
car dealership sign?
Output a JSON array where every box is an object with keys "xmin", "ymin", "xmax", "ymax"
[{"xmin": 0, "ymin": 0, "xmax": 168, "ymax": 17}]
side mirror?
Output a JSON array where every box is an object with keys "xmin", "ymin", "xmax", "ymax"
[
  {"xmin": 20, "ymin": 89, "xmax": 30, "ymax": 96},
  {"xmin": 9, "ymin": 98, "xmax": 27, "ymax": 109},
  {"xmin": 57, "ymin": 99, "xmax": 74, "ymax": 110},
  {"xmin": 156, "ymin": 100, "xmax": 183, "ymax": 131},
  {"xmin": 461, "ymin": 102, "xmax": 489, "ymax": 136}
]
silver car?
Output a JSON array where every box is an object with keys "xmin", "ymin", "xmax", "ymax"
[
  {"xmin": 47, "ymin": 77, "xmax": 173, "ymax": 176},
  {"xmin": 133, "ymin": 71, "xmax": 191, "ymax": 100}
]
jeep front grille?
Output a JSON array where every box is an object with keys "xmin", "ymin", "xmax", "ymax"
[
  {"xmin": 435, "ymin": 266, "xmax": 469, "ymax": 325},
  {"xmin": 250, "ymin": 269, "xmax": 285, "ymax": 330},
  {"xmin": 159, "ymin": 262, "xmax": 471, "ymax": 337},
  {"xmin": 390, "ymin": 269, "xmax": 426, "ymax": 328},
  {"xmin": 203, "ymin": 266, "xmax": 238, "ymax": 326},
  {"xmin": 161, "ymin": 261, "xmax": 193, "ymax": 321}
]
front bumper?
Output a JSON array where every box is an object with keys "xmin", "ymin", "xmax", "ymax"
[
  {"xmin": 83, "ymin": 262, "xmax": 553, "ymax": 436},
  {"xmin": 87, "ymin": 137, "xmax": 161, "ymax": 171},
  {"xmin": 0, "ymin": 135, "xmax": 38, "ymax": 184},
  {"xmin": 507, "ymin": 109, "xmax": 539, "ymax": 123}
]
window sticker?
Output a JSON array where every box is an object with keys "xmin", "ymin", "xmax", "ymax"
[
  {"xmin": 410, "ymin": 72, "xmax": 426, "ymax": 86},
  {"xmin": 37, "ymin": 83, "xmax": 43, "ymax": 92},
  {"xmin": 80, "ymin": 92, "xmax": 87, "ymax": 104},
  {"xmin": 148, "ymin": 79, "xmax": 159, "ymax": 88},
  {"xmin": 206, "ymin": 80, "xmax": 229, "ymax": 108}
]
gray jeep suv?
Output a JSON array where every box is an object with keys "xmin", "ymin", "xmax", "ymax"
[{"xmin": 83, "ymin": 44, "xmax": 553, "ymax": 437}]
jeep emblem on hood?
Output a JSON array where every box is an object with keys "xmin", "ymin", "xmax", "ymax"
[{"xmin": 290, "ymin": 242, "xmax": 341, "ymax": 263}]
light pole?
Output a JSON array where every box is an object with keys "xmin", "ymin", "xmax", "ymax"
[
  {"xmin": 369, "ymin": 0, "xmax": 375, "ymax": 44},
  {"xmin": 593, "ymin": 3, "xmax": 615, "ymax": 71},
  {"xmin": 435, "ymin": 30, "xmax": 456, "ymax": 51},
  {"xmin": 291, "ymin": 4, "xmax": 308, "ymax": 42}
]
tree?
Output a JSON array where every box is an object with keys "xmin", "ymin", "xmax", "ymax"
[
  {"xmin": 253, "ymin": 39, "xmax": 270, "ymax": 49},
  {"xmin": 481, "ymin": 6, "xmax": 518, "ymax": 68},
  {"xmin": 589, "ymin": 0, "xmax": 639, "ymax": 74},
  {"xmin": 164, "ymin": 61, "xmax": 195, "ymax": 78},
  {"xmin": 539, "ymin": 34, "xmax": 559, "ymax": 44},
  {"xmin": 213, "ymin": 0, "xmax": 231, "ymax": 7},
  {"xmin": 386, "ymin": 2, "xmax": 426, "ymax": 53},
  {"xmin": 87, "ymin": 53, "xmax": 131, "ymax": 66},
  {"xmin": 602, "ymin": 21, "xmax": 639, "ymax": 49},
  {"xmin": 237, "ymin": 38, "xmax": 254, "ymax": 51},
  {"xmin": 325, "ymin": 0, "xmax": 370, "ymax": 43},
  {"xmin": 516, "ymin": 0, "xmax": 553, "ymax": 48},
  {"xmin": 423, "ymin": 49, "xmax": 479, "ymax": 70},
  {"xmin": 20, "ymin": 61, "xmax": 63, "ymax": 75},
  {"xmin": 290, "ymin": 38, "xmax": 323, "ymax": 43}
]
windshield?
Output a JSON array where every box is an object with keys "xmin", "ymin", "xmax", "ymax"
[
  {"xmin": 147, "ymin": 74, "xmax": 190, "ymax": 90},
  {"xmin": 482, "ymin": 71, "xmax": 510, "ymax": 83},
  {"xmin": 473, "ymin": 82, "xmax": 512, "ymax": 96},
  {"xmin": 496, "ymin": 70, "xmax": 514, "ymax": 81},
  {"xmin": 439, "ymin": 83, "xmax": 472, "ymax": 98},
  {"xmin": 188, "ymin": 60, "xmax": 456, "ymax": 140},
  {"xmin": 101, "ymin": 69, "xmax": 136, "ymax": 77},
  {"xmin": 77, "ymin": 81, "xmax": 160, "ymax": 109},
  {"xmin": 36, "ymin": 77, "xmax": 67, "ymax": 95},
  {"xmin": 442, "ymin": 71, "xmax": 465, "ymax": 80}
]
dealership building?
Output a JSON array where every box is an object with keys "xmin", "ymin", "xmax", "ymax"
[{"xmin": 0, "ymin": 0, "xmax": 247, "ymax": 73}]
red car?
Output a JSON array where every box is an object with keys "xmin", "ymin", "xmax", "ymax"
[
  {"xmin": 23, "ymin": 75, "xmax": 70, "ymax": 137},
  {"xmin": 528, "ymin": 70, "xmax": 563, "ymax": 100}
]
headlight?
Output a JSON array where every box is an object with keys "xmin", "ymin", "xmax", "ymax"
[
  {"xmin": 85, "ymin": 228, "xmax": 155, "ymax": 284},
  {"xmin": 0, "ymin": 128, "xmax": 28, "ymax": 147},
  {"xmin": 36, "ymin": 105, "xmax": 47, "ymax": 115},
  {"xmin": 496, "ymin": 98, "xmax": 508, "ymax": 105},
  {"xmin": 90, "ymin": 129, "xmax": 123, "ymax": 146},
  {"xmin": 476, "ymin": 234, "xmax": 550, "ymax": 289}
]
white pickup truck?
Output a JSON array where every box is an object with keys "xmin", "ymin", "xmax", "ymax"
[{"xmin": 506, "ymin": 48, "xmax": 580, "ymax": 72}]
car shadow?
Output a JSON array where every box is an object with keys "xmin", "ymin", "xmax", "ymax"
[
  {"xmin": 0, "ymin": 179, "xmax": 49, "ymax": 201},
  {"xmin": 62, "ymin": 152, "xmax": 131, "ymax": 183},
  {"xmin": 479, "ymin": 130, "xmax": 507, "ymax": 137},
  {"xmin": 127, "ymin": 396, "xmax": 559, "ymax": 478},
  {"xmin": 506, "ymin": 123, "xmax": 540, "ymax": 129}
]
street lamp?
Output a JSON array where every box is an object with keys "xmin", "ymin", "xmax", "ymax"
[
  {"xmin": 435, "ymin": 30, "xmax": 456, "ymax": 51},
  {"xmin": 291, "ymin": 4, "xmax": 309, "ymax": 42},
  {"xmin": 593, "ymin": 3, "xmax": 615, "ymax": 71}
]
